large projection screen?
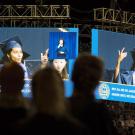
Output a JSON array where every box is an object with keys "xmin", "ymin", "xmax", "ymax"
[
  {"xmin": 92, "ymin": 29, "xmax": 135, "ymax": 82},
  {"xmin": 0, "ymin": 27, "xmax": 79, "ymax": 98}
]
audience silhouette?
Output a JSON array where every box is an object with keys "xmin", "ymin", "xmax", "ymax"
[
  {"xmin": 69, "ymin": 53, "xmax": 118, "ymax": 135},
  {"xmin": 0, "ymin": 62, "xmax": 30, "ymax": 134},
  {"xmin": 23, "ymin": 67, "xmax": 89, "ymax": 135}
]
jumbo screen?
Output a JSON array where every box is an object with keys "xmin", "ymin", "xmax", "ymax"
[
  {"xmin": 92, "ymin": 29, "xmax": 135, "ymax": 103},
  {"xmin": 0, "ymin": 28, "xmax": 79, "ymax": 98}
]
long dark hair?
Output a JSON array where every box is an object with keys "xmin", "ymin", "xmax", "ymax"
[{"xmin": 0, "ymin": 49, "xmax": 12, "ymax": 64}]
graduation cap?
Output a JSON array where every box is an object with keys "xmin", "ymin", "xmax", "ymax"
[{"xmin": 0, "ymin": 36, "xmax": 30, "ymax": 59}]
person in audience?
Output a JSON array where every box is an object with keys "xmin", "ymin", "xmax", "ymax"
[
  {"xmin": 69, "ymin": 53, "xmax": 118, "ymax": 135},
  {"xmin": 0, "ymin": 36, "xmax": 31, "ymax": 79},
  {"xmin": 40, "ymin": 48, "xmax": 68, "ymax": 79},
  {"xmin": 113, "ymin": 47, "xmax": 135, "ymax": 85},
  {"xmin": 23, "ymin": 67, "xmax": 89, "ymax": 135},
  {"xmin": 0, "ymin": 62, "xmax": 30, "ymax": 134}
]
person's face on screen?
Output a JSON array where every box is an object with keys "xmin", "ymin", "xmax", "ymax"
[
  {"xmin": 59, "ymin": 39, "xmax": 64, "ymax": 47},
  {"xmin": 53, "ymin": 59, "xmax": 66, "ymax": 73},
  {"xmin": 7, "ymin": 48, "xmax": 23, "ymax": 63},
  {"xmin": 41, "ymin": 49, "xmax": 49, "ymax": 65}
]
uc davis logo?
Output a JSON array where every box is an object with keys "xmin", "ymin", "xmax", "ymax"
[{"xmin": 98, "ymin": 83, "xmax": 110, "ymax": 99}]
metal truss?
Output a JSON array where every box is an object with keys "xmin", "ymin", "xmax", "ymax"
[
  {"xmin": 92, "ymin": 8, "xmax": 135, "ymax": 34},
  {"xmin": 93, "ymin": 8, "xmax": 135, "ymax": 26},
  {"xmin": 0, "ymin": 5, "xmax": 70, "ymax": 27},
  {"xmin": 0, "ymin": 19, "xmax": 73, "ymax": 27}
]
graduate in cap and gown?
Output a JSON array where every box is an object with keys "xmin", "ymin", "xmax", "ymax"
[
  {"xmin": 113, "ymin": 48, "xmax": 135, "ymax": 85},
  {"xmin": 0, "ymin": 36, "xmax": 31, "ymax": 79}
]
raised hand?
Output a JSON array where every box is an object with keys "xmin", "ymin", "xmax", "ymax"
[
  {"xmin": 114, "ymin": 48, "xmax": 127, "ymax": 81},
  {"xmin": 118, "ymin": 48, "xmax": 127, "ymax": 63}
]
